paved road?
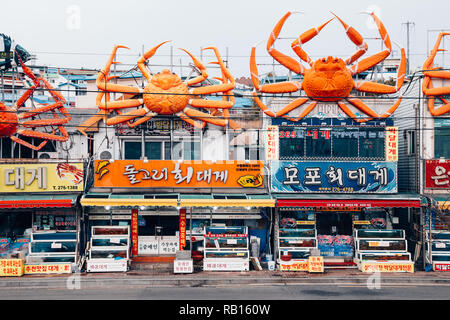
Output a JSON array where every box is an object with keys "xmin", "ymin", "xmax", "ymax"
[{"xmin": 1, "ymin": 282, "xmax": 449, "ymax": 300}]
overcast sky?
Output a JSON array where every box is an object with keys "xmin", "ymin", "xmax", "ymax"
[{"xmin": 2, "ymin": 0, "xmax": 450, "ymax": 78}]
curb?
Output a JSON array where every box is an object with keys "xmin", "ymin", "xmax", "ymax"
[{"xmin": 1, "ymin": 273, "xmax": 449, "ymax": 289}]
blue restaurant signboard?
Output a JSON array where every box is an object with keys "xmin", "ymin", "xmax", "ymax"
[{"xmin": 271, "ymin": 161, "xmax": 397, "ymax": 193}]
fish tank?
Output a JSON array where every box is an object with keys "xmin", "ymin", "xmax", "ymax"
[{"xmin": 354, "ymin": 229, "xmax": 404, "ymax": 239}]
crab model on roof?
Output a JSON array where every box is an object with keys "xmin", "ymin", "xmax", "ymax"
[
  {"xmin": 0, "ymin": 55, "xmax": 70, "ymax": 151},
  {"xmin": 422, "ymin": 32, "xmax": 450, "ymax": 116},
  {"xmin": 91, "ymin": 42, "xmax": 238, "ymax": 131},
  {"xmin": 250, "ymin": 12, "xmax": 406, "ymax": 122}
]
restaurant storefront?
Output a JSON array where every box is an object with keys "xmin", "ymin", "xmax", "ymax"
[
  {"xmin": 423, "ymin": 159, "xmax": 450, "ymax": 271},
  {"xmin": 80, "ymin": 159, "xmax": 274, "ymax": 272},
  {"xmin": 271, "ymin": 160, "xmax": 422, "ymax": 273},
  {"xmin": 0, "ymin": 161, "xmax": 84, "ymax": 276}
]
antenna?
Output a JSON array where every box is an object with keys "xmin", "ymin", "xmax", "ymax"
[{"xmin": 402, "ymin": 21, "xmax": 415, "ymax": 75}]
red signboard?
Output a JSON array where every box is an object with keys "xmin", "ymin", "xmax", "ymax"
[
  {"xmin": 277, "ymin": 199, "xmax": 421, "ymax": 209},
  {"xmin": 434, "ymin": 263, "xmax": 450, "ymax": 271},
  {"xmin": 179, "ymin": 209, "xmax": 186, "ymax": 250},
  {"xmin": 425, "ymin": 160, "xmax": 450, "ymax": 189},
  {"xmin": 131, "ymin": 209, "xmax": 139, "ymax": 256}
]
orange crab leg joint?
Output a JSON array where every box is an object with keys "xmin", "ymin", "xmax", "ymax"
[
  {"xmin": 422, "ymin": 32, "xmax": 450, "ymax": 116},
  {"xmin": 0, "ymin": 54, "xmax": 71, "ymax": 151},
  {"xmin": 78, "ymin": 42, "xmax": 237, "ymax": 134},
  {"xmin": 250, "ymin": 11, "xmax": 406, "ymax": 123}
]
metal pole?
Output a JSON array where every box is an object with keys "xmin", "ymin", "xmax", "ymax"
[
  {"xmin": 170, "ymin": 46, "xmax": 173, "ymax": 73},
  {"xmin": 170, "ymin": 118, "xmax": 173, "ymax": 160},
  {"xmin": 273, "ymin": 207, "xmax": 279, "ymax": 263},
  {"xmin": 190, "ymin": 207, "xmax": 193, "ymax": 255},
  {"xmin": 11, "ymin": 66, "xmax": 15, "ymax": 105},
  {"xmin": 429, "ymin": 204, "xmax": 433, "ymax": 267},
  {"xmin": 141, "ymin": 125, "xmax": 145, "ymax": 160},
  {"xmin": 421, "ymin": 206, "xmax": 425, "ymax": 271},
  {"xmin": 402, "ymin": 21, "xmax": 415, "ymax": 75},
  {"xmin": 1, "ymin": 71, "xmax": 4, "ymax": 102}
]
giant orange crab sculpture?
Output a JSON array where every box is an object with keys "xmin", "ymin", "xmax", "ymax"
[
  {"xmin": 89, "ymin": 42, "xmax": 236, "ymax": 131},
  {"xmin": 250, "ymin": 12, "xmax": 406, "ymax": 122},
  {"xmin": 422, "ymin": 32, "xmax": 450, "ymax": 116},
  {"xmin": 0, "ymin": 56, "xmax": 70, "ymax": 151}
]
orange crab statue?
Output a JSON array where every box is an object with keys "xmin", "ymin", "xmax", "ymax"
[
  {"xmin": 422, "ymin": 32, "xmax": 450, "ymax": 116},
  {"xmin": 0, "ymin": 55, "xmax": 70, "ymax": 151},
  {"xmin": 85, "ymin": 42, "xmax": 237, "ymax": 132},
  {"xmin": 250, "ymin": 12, "xmax": 406, "ymax": 122}
]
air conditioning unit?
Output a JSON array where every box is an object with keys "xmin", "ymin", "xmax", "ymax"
[
  {"xmin": 97, "ymin": 148, "xmax": 113, "ymax": 160},
  {"xmin": 37, "ymin": 152, "xmax": 59, "ymax": 159}
]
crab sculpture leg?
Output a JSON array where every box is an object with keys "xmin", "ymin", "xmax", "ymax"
[
  {"xmin": 6, "ymin": 56, "xmax": 70, "ymax": 151},
  {"xmin": 251, "ymin": 12, "xmax": 406, "ymax": 123},
  {"xmin": 334, "ymin": 13, "xmax": 406, "ymax": 122},
  {"xmin": 179, "ymin": 46, "xmax": 236, "ymax": 128},
  {"xmin": 250, "ymin": 12, "xmax": 330, "ymax": 119},
  {"xmin": 422, "ymin": 32, "xmax": 450, "ymax": 116}
]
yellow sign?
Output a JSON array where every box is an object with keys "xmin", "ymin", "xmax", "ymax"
[
  {"xmin": 265, "ymin": 125, "xmax": 279, "ymax": 160},
  {"xmin": 308, "ymin": 256, "xmax": 324, "ymax": 273},
  {"xmin": 279, "ymin": 261, "xmax": 308, "ymax": 271},
  {"xmin": 296, "ymin": 221, "xmax": 316, "ymax": 225},
  {"xmin": 0, "ymin": 163, "xmax": 84, "ymax": 193},
  {"xmin": 24, "ymin": 264, "xmax": 72, "ymax": 274},
  {"xmin": 0, "ymin": 259, "xmax": 24, "ymax": 277},
  {"xmin": 361, "ymin": 262, "xmax": 414, "ymax": 273},
  {"xmin": 385, "ymin": 127, "xmax": 398, "ymax": 162},
  {"xmin": 353, "ymin": 220, "xmax": 371, "ymax": 225}
]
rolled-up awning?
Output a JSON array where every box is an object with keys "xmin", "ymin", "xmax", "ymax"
[
  {"xmin": 80, "ymin": 193, "xmax": 275, "ymax": 208},
  {"xmin": 80, "ymin": 193, "xmax": 179, "ymax": 207},
  {"xmin": 275, "ymin": 193, "xmax": 423, "ymax": 209},
  {"xmin": 180, "ymin": 194, "xmax": 275, "ymax": 208},
  {"xmin": 0, "ymin": 194, "xmax": 79, "ymax": 209}
]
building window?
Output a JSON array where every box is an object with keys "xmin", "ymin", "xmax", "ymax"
[
  {"xmin": 435, "ymin": 119, "xmax": 450, "ymax": 158},
  {"xmin": 123, "ymin": 140, "xmax": 200, "ymax": 160},
  {"xmin": 279, "ymin": 128, "xmax": 304, "ymax": 158},
  {"xmin": 0, "ymin": 137, "xmax": 56, "ymax": 159},
  {"xmin": 278, "ymin": 126, "xmax": 385, "ymax": 160},
  {"xmin": 332, "ymin": 128, "xmax": 359, "ymax": 158},
  {"xmin": 305, "ymin": 128, "xmax": 331, "ymax": 158},
  {"xmin": 358, "ymin": 127, "xmax": 384, "ymax": 159},
  {"xmin": 406, "ymin": 130, "xmax": 416, "ymax": 155}
]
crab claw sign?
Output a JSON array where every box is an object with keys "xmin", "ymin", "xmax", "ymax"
[{"xmin": 93, "ymin": 160, "xmax": 264, "ymax": 189}]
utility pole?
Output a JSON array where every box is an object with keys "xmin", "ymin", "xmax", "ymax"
[{"xmin": 402, "ymin": 21, "xmax": 415, "ymax": 75}]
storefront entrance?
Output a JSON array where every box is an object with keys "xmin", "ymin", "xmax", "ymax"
[
  {"xmin": 137, "ymin": 215, "xmax": 179, "ymax": 256},
  {"xmin": 316, "ymin": 211, "xmax": 353, "ymax": 236}
]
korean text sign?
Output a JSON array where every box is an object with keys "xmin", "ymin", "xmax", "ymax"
[
  {"xmin": 385, "ymin": 127, "xmax": 398, "ymax": 161},
  {"xmin": 0, "ymin": 163, "xmax": 84, "ymax": 193},
  {"xmin": 271, "ymin": 161, "xmax": 397, "ymax": 193},
  {"xmin": 425, "ymin": 160, "xmax": 450, "ymax": 189},
  {"xmin": 94, "ymin": 160, "xmax": 264, "ymax": 188},
  {"xmin": 265, "ymin": 125, "xmax": 279, "ymax": 160}
]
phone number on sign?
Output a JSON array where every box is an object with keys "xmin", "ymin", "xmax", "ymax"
[{"xmin": 52, "ymin": 185, "xmax": 80, "ymax": 190}]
